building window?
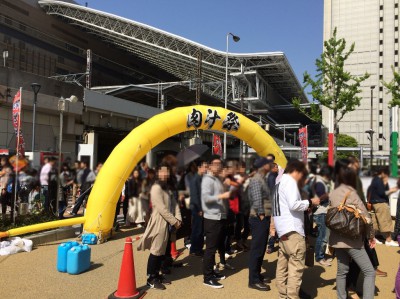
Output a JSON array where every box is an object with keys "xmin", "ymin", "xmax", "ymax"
[
  {"xmin": 379, "ymin": 145, "xmax": 383, "ymax": 151},
  {"xmin": 396, "ymin": 15, "xmax": 399, "ymax": 20},
  {"xmin": 396, "ymin": 27, "xmax": 399, "ymax": 32},
  {"xmin": 380, "ymin": 51, "xmax": 383, "ymax": 56},
  {"xmin": 380, "ymin": 16, "xmax": 383, "ymax": 21},
  {"xmin": 379, "ymin": 133, "xmax": 383, "ymax": 138},
  {"xmin": 380, "ymin": 5, "xmax": 383, "ymax": 10},
  {"xmin": 380, "ymin": 28, "xmax": 384, "ymax": 33},
  {"xmin": 379, "ymin": 75, "xmax": 383, "ymax": 79},
  {"xmin": 379, "ymin": 86, "xmax": 383, "ymax": 91},
  {"xmin": 380, "ymin": 40, "xmax": 383, "ymax": 45},
  {"xmin": 395, "ymin": 62, "xmax": 399, "ymax": 67},
  {"xmin": 396, "ymin": 3, "xmax": 399, "ymax": 8},
  {"xmin": 379, "ymin": 122, "xmax": 383, "ymax": 126},
  {"xmin": 19, "ymin": 41, "xmax": 25, "ymax": 50},
  {"xmin": 396, "ymin": 50, "xmax": 399, "ymax": 55},
  {"xmin": 379, "ymin": 98, "xmax": 383, "ymax": 103},
  {"xmin": 379, "ymin": 110, "xmax": 383, "ymax": 115},
  {"xmin": 380, "ymin": 63, "xmax": 383, "ymax": 68},
  {"xmin": 20, "ymin": 54, "xmax": 25, "ymax": 62},
  {"xmin": 396, "ymin": 38, "xmax": 399, "ymax": 43}
]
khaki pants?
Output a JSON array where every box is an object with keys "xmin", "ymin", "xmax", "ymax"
[
  {"xmin": 372, "ymin": 202, "xmax": 392, "ymax": 233},
  {"xmin": 71, "ymin": 183, "xmax": 79, "ymax": 204},
  {"xmin": 276, "ymin": 232, "xmax": 306, "ymax": 299}
]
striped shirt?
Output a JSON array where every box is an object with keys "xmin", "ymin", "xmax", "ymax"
[{"xmin": 272, "ymin": 174, "xmax": 310, "ymax": 237}]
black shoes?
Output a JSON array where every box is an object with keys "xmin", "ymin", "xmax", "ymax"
[
  {"xmin": 147, "ymin": 277, "xmax": 166, "ymax": 290},
  {"xmin": 203, "ymin": 278, "xmax": 224, "ymax": 289},
  {"xmin": 158, "ymin": 274, "xmax": 171, "ymax": 285},
  {"xmin": 299, "ymin": 288, "xmax": 312, "ymax": 299},
  {"xmin": 259, "ymin": 275, "xmax": 271, "ymax": 284},
  {"xmin": 249, "ymin": 282, "xmax": 271, "ymax": 291},
  {"xmin": 213, "ymin": 272, "xmax": 226, "ymax": 280}
]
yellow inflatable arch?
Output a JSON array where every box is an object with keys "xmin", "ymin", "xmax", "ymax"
[{"xmin": 0, "ymin": 105, "xmax": 286, "ymax": 240}]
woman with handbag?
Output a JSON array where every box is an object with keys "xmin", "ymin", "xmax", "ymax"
[
  {"xmin": 329, "ymin": 161, "xmax": 376, "ymax": 299},
  {"xmin": 137, "ymin": 163, "xmax": 182, "ymax": 290}
]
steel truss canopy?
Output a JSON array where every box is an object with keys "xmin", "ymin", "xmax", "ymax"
[{"xmin": 38, "ymin": 0, "xmax": 309, "ymax": 121}]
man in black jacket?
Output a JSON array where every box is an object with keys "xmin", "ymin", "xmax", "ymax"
[
  {"xmin": 189, "ymin": 159, "xmax": 208, "ymax": 255},
  {"xmin": 369, "ymin": 167, "xmax": 398, "ymax": 246}
]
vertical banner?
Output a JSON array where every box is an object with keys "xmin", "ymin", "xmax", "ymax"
[
  {"xmin": 390, "ymin": 106, "xmax": 399, "ymax": 177},
  {"xmin": 328, "ymin": 109, "xmax": 334, "ymax": 166},
  {"xmin": 212, "ymin": 134, "xmax": 222, "ymax": 156},
  {"xmin": 12, "ymin": 88, "xmax": 25, "ymax": 157},
  {"xmin": 12, "ymin": 87, "xmax": 23, "ymax": 223},
  {"xmin": 298, "ymin": 127, "xmax": 308, "ymax": 163}
]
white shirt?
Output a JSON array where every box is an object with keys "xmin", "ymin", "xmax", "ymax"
[
  {"xmin": 40, "ymin": 163, "xmax": 51, "ymax": 185},
  {"xmin": 272, "ymin": 173, "xmax": 310, "ymax": 237}
]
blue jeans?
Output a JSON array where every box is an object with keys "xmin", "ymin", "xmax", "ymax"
[
  {"xmin": 190, "ymin": 210, "xmax": 204, "ymax": 254},
  {"xmin": 248, "ymin": 216, "xmax": 270, "ymax": 284},
  {"xmin": 313, "ymin": 213, "xmax": 329, "ymax": 261}
]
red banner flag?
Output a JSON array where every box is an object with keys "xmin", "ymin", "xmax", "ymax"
[
  {"xmin": 212, "ymin": 134, "xmax": 222, "ymax": 156},
  {"xmin": 12, "ymin": 89, "xmax": 25, "ymax": 157},
  {"xmin": 298, "ymin": 127, "xmax": 308, "ymax": 163}
]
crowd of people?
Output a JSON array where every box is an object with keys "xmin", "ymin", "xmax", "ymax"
[
  {"xmin": 2, "ymin": 151, "xmax": 400, "ymax": 298},
  {"xmin": 0, "ymin": 155, "xmax": 102, "ymax": 221},
  {"xmin": 133, "ymin": 153, "xmax": 400, "ymax": 299}
]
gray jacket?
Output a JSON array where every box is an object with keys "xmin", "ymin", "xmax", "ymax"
[{"xmin": 201, "ymin": 173, "xmax": 228, "ymax": 220}]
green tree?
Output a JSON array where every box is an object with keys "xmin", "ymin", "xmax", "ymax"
[
  {"xmin": 321, "ymin": 134, "xmax": 359, "ymax": 160},
  {"xmin": 383, "ymin": 66, "xmax": 400, "ymax": 107},
  {"xmin": 293, "ymin": 28, "xmax": 369, "ymax": 160}
]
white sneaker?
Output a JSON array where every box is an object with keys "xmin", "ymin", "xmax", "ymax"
[
  {"xmin": 374, "ymin": 238, "xmax": 383, "ymax": 245},
  {"xmin": 385, "ymin": 240, "xmax": 399, "ymax": 247},
  {"xmin": 224, "ymin": 253, "xmax": 233, "ymax": 260}
]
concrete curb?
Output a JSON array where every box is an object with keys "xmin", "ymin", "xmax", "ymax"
[{"xmin": 25, "ymin": 224, "xmax": 82, "ymax": 246}]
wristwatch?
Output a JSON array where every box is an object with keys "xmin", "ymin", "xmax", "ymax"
[{"xmin": 307, "ymin": 198, "xmax": 312, "ymax": 207}]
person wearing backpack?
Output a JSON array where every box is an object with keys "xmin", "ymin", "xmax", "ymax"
[{"xmin": 313, "ymin": 165, "xmax": 334, "ymax": 267}]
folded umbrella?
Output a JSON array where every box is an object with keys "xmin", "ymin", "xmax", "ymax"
[{"xmin": 176, "ymin": 144, "xmax": 208, "ymax": 167}]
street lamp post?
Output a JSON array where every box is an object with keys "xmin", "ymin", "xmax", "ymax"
[
  {"xmin": 223, "ymin": 32, "xmax": 240, "ymax": 160},
  {"xmin": 57, "ymin": 95, "xmax": 78, "ymax": 217},
  {"xmin": 366, "ymin": 85, "xmax": 375, "ymax": 175},
  {"xmin": 31, "ymin": 83, "xmax": 41, "ymax": 152}
]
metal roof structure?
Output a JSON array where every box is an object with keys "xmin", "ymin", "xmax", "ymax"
[{"xmin": 38, "ymin": 0, "xmax": 310, "ymax": 126}]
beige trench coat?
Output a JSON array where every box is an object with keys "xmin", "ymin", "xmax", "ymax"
[{"xmin": 137, "ymin": 183, "xmax": 182, "ymax": 256}]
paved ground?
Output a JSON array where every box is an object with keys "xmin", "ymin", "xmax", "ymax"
[{"xmin": 0, "ymin": 225, "xmax": 399, "ymax": 299}]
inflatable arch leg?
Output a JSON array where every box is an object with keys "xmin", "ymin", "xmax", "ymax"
[{"xmin": 0, "ymin": 105, "xmax": 286, "ymax": 240}]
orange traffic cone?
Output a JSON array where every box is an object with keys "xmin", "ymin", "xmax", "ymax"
[
  {"xmin": 109, "ymin": 237, "xmax": 146, "ymax": 299},
  {"xmin": 170, "ymin": 241, "xmax": 180, "ymax": 259}
]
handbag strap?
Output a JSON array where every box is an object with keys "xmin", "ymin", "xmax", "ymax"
[
  {"xmin": 339, "ymin": 191, "xmax": 352, "ymax": 206},
  {"xmin": 338, "ymin": 191, "xmax": 367, "ymax": 223}
]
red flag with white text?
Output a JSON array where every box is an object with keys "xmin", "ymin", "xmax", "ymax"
[
  {"xmin": 298, "ymin": 127, "xmax": 308, "ymax": 163},
  {"xmin": 12, "ymin": 89, "xmax": 25, "ymax": 157},
  {"xmin": 213, "ymin": 134, "xmax": 222, "ymax": 156}
]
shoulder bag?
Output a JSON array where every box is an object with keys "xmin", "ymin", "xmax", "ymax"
[{"xmin": 325, "ymin": 191, "xmax": 367, "ymax": 239}]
